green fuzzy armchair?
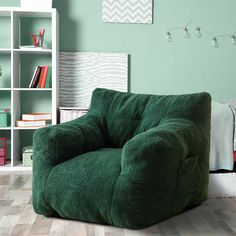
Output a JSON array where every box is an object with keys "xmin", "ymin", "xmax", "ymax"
[{"xmin": 33, "ymin": 88, "xmax": 211, "ymax": 229}]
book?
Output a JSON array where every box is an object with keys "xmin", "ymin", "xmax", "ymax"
[
  {"xmin": 45, "ymin": 66, "xmax": 52, "ymax": 88},
  {"xmin": 29, "ymin": 67, "xmax": 38, "ymax": 88},
  {"xmin": 22, "ymin": 113, "xmax": 52, "ymax": 121},
  {"xmin": 16, "ymin": 120, "xmax": 46, "ymax": 127},
  {"xmin": 31, "ymin": 66, "xmax": 42, "ymax": 88},
  {"xmin": 41, "ymin": 66, "xmax": 49, "ymax": 88},
  {"xmin": 37, "ymin": 67, "xmax": 45, "ymax": 88}
]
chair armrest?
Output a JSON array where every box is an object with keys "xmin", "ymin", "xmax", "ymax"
[
  {"xmin": 33, "ymin": 113, "xmax": 105, "ymax": 216},
  {"xmin": 121, "ymin": 118, "xmax": 209, "ymax": 183},
  {"xmin": 111, "ymin": 118, "xmax": 210, "ymax": 228},
  {"xmin": 33, "ymin": 113, "xmax": 105, "ymax": 166}
]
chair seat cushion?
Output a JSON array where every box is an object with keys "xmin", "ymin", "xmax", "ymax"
[{"xmin": 45, "ymin": 148, "xmax": 122, "ymax": 225}]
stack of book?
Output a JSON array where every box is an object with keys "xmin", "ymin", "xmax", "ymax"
[
  {"xmin": 29, "ymin": 66, "xmax": 52, "ymax": 88},
  {"xmin": 16, "ymin": 113, "xmax": 52, "ymax": 128}
]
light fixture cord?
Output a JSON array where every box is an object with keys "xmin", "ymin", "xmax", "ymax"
[{"xmin": 167, "ymin": 19, "xmax": 236, "ymax": 38}]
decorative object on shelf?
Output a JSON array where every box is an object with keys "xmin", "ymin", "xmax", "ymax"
[
  {"xmin": 0, "ymin": 138, "xmax": 7, "ymax": 166},
  {"xmin": 166, "ymin": 19, "xmax": 236, "ymax": 48},
  {"xmin": 59, "ymin": 52, "xmax": 128, "ymax": 108},
  {"xmin": 22, "ymin": 146, "xmax": 33, "ymax": 167},
  {"xmin": 21, "ymin": 0, "xmax": 52, "ymax": 10},
  {"xmin": 102, "ymin": 0, "xmax": 153, "ymax": 24},
  {"xmin": 0, "ymin": 66, "xmax": 2, "ymax": 77},
  {"xmin": 60, "ymin": 108, "xmax": 88, "ymax": 124},
  {"xmin": 30, "ymin": 29, "xmax": 45, "ymax": 48},
  {"xmin": 0, "ymin": 109, "xmax": 10, "ymax": 127}
]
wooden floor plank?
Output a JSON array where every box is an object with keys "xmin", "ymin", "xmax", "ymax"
[{"xmin": 0, "ymin": 172, "xmax": 235, "ymax": 236}]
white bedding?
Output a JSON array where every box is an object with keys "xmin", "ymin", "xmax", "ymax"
[{"xmin": 210, "ymin": 101, "xmax": 234, "ymax": 171}]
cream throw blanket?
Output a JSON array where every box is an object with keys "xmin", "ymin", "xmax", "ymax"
[{"xmin": 210, "ymin": 101, "xmax": 234, "ymax": 171}]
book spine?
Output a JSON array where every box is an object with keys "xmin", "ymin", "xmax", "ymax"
[
  {"xmin": 29, "ymin": 67, "xmax": 38, "ymax": 88},
  {"xmin": 22, "ymin": 114, "xmax": 51, "ymax": 120},
  {"xmin": 37, "ymin": 67, "xmax": 45, "ymax": 88},
  {"xmin": 17, "ymin": 120, "xmax": 46, "ymax": 127},
  {"xmin": 45, "ymin": 67, "xmax": 52, "ymax": 88},
  {"xmin": 32, "ymin": 67, "xmax": 42, "ymax": 88},
  {"xmin": 41, "ymin": 66, "xmax": 49, "ymax": 88}
]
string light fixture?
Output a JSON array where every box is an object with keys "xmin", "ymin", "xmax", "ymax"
[{"xmin": 166, "ymin": 20, "xmax": 236, "ymax": 48}]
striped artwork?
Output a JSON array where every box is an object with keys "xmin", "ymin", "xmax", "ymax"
[
  {"xmin": 59, "ymin": 52, "xmax": 128, "ymax": 108},
  {"xmin": 102, "ymin": 0, "xmax": 153, "ymax": 24}
]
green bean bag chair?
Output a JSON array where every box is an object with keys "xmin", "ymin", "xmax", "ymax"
[{"xmin": 33, "ymin": 88, "xmax": 211, "ymax": 229}]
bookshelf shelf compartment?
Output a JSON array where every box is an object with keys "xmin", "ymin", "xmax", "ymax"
[
  {"xmin": 13, "ymin": 90, "xmax": 52, "ymax": 128},
  {"xmin": 14, "ymin": 13, "xmax": 52, "ymax": 50},
  {"xmin": 0, "ymin": 53, "xmax": 11, "ymax": 89},
  {"xmin": 0, "ymin": 16, "xmax": 11, "ymax": 49},
  {"xmin": 12, "ymin": 130, "xmax": 34, "ymax": 168},
  {"xmin": 0, "ymin": 7, "xmax": 58, "ymax": 172},
  {"xmin": 14, "ymin": 53, "xmax": 52, "ymax": 89}
]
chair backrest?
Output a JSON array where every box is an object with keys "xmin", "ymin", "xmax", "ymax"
[{"xmin": 90, "ymin": 88, "xmax": 211, "ymax": 148}]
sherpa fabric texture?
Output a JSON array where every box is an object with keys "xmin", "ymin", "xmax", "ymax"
[{"xmin": 33, "ymin": 88, "xmax": 211, "ymax": 229}]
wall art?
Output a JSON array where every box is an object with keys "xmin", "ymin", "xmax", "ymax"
[
  {"xmin": 102, "ymin": 0, "xmax": 153, "ymax": 24},
  {"xmin": 59, "ymin": 52, "xmax": 128, "ymax": 108}
]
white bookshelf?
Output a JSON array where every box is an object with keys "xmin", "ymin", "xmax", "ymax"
[{"xmin": 0, "ymin": 7, "xmax": 59, "ymax": 171}]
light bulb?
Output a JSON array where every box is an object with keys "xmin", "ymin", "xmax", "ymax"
[
  {"xmin": 183, "ymin": 28, "xmax": 190, "ymax": 38},
  {"xmin": 195, "ymin": 27, "xmax": 202, "ymax": 38},
  {"xmin": 212, "ymin": 37, "xmax": 219, "ymax": 48},
  {"xmin": 166, "ymin": 31, "xmax": 172, "ymax": 42},
  {"xmin": 231, "ymin": 35, "xmax": 236, "ymax": 46}
]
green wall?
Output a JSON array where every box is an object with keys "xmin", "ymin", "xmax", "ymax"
[{"xmin": 1, "ymin": 0, "xmax": 236, "ymax": 99}]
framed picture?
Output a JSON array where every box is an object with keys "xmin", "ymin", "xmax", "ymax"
[{"xmin": 102, "ymin": 0, "xmax": 153, "ymax": 24}]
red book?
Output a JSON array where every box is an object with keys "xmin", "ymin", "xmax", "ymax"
[
  {"xmin": 37, "ymin": 67, "xmax": 45, "ymax": 88},
  {"xmin": 41, "ymin": 66, "xmax": 49, "ymax": 88}
]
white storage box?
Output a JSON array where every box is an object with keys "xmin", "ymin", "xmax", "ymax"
[
  {"xmin": 60, "ymin": 108, "xmax": 88, "ymax": 124},
  {"xmin": 22, "ymin": 146, "xmax": 33, "ymax": 167}
]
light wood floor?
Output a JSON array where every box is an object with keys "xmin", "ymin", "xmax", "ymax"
[{"xmin": 0, "ymin": 172, "xmax": 236, "ymax": 236}]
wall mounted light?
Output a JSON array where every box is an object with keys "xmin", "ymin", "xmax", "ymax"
[
  {"xmin": 231, "ymin": 35, "xmax": 236, "ymax": 46},
  {"xmin": 212, "ymin": 37, "xmax": 219, "ymax": 48},
  {"xmin": 166, "ymin": 31, "xmax": 172, "ymax": 42},
  {"xmin": 166, "ymin": 20, "xmax": 236, "ymax": 48},
  {"xmin": 195, "ymin": 27, "xmax": 202, "ymax": 38},
  {"xmin": 183, "ymin": 28, "xmax": 190, "ymax": 38}
]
